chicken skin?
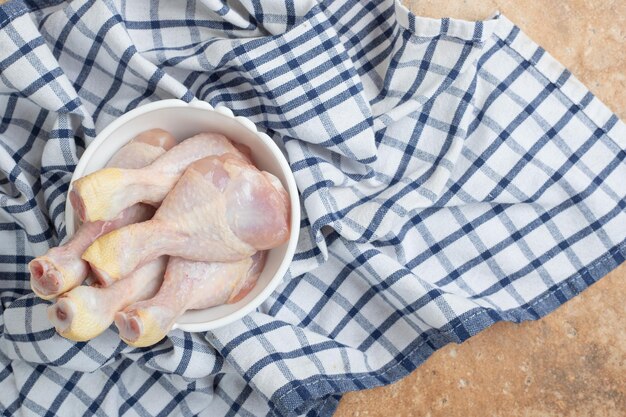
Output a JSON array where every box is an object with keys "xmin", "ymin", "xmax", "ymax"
[
  {"xmin": 47, "ymin": 257, "xmax": 167, "ymax": 341},
  {"xmin": 29, "ymin": 129, "xmax": 175, "ymax": 299},
  {"xmin": 69, "ymin": 133, "xmax": 248, "ymax": 222},
  {"xmin": 82, "ymin": 154, "xmax": 290, "ymax": 283},
  {"xmin": 115, "ymin": 252, "xmax": 266, "ymax": 347}
]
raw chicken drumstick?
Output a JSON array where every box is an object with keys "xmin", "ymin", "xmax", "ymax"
[
  {"xmin": 29, "ymin": 129, "xmax": 176, "ymax": 299},
  {"xmin": 115, "ymin": 252, "xmax": 266, "ymax": 347},
  {"xmin": 47, "ymin": 257, "xmax": 168, "ymax": 341},
  {"xmin": 106, "ymin": 128, "xmax": 176, "ymax": 168},
  {"xmin": 70, "ymin": 132, "xmax": 249, "ymax": 222},
  {"xmin": 82, "ymin": 154, "xmax": 290, "ymax": 283}
]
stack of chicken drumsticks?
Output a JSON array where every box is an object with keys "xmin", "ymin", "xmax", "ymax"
[{"xmin": 29, "ymin": 129, "xmax": 290, "ymax": 347}]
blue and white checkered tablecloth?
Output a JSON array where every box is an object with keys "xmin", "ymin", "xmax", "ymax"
[{"xmin": 0, "ymin": 0, "xmax": 625, "ymax": 415}]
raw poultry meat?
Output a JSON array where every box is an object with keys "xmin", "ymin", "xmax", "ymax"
[
  {"xmin": 115, "ymin": 252, "xmax": 266, "ymax": 347},
  {"xmin": 82, "ymin": 154, "xmax": 290, "ymax": 282},
  {"xmin": 69, "ymin": 133, "xmax": 249, "ymax": 222},
  {"xmin": 106, "ymin": 128, "xmax": 176, "ymax": 168},
  {"xmin": 30, "ymin": 204, "xmax": 156, "ymax": 298},
  {"xmin": 47, "ymin": 257, "xmax": 167, "ymax": 341},
  {"xmin": 29, "ymin": 129, "xmax": 176, "ymax": 299},
  {"xmin": 37, "ymin": 129, "xmax": 291, "ymax": 346}
]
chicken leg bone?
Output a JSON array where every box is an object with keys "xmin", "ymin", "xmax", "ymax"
[
  {"xmin": 69, "ymin": 133, "xmax": 249, "ymax": 222},
  {"xmin": 48, "ymin": 256, "xmax": 167, "ymax": 341},
  {"xmin": 29, "ymin": 129, "xmax": 175, "ymax": 299},
  {"xmin": 82, "ymin": 154, "xmax": 290, "ymax": 283},
  {"xmin": 115, "ymin": 252, "xmax": 266, "ymax": 347}
]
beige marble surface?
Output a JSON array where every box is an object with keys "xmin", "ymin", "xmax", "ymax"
[{"xmin": 336, "ymin": 1, "xmax": 625, "ymax": 416}]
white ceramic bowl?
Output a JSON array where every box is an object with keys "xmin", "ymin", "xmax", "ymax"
[{"xmin": 66, "ymin": 99, "xmax": 300, "ymax": 332}]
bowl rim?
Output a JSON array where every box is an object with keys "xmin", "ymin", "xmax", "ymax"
[{"xmin": 65, "ymin": 98, "xmax": 301, "ymax": 332}]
